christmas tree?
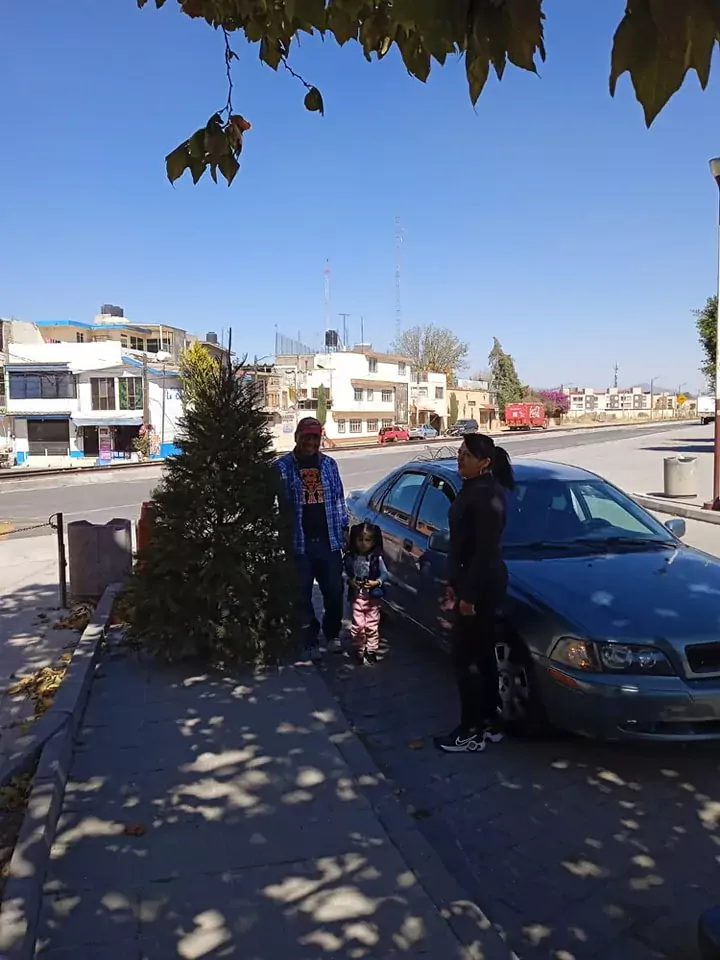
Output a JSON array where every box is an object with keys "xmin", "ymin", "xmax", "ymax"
[{"xmin": 127, "ymin": 357, "xmax": 297, "ymax": 664}]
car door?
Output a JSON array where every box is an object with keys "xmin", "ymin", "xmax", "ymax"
[
  {"xmin": 376, "ymin": 471, "xmax": 428, "ymax": 617},
  {"xmin": 412, "ymin": 475, "xmax": 457, "ymax": 635}
]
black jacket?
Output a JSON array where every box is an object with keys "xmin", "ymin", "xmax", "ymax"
[{"xmin": 448, "ymin": 473, "xmax": 508, "ymax": 606}]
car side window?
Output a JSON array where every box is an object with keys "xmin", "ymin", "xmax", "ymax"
[
  {"xmin": 415, "ymin": 476, "xmax": 455, "ymax": 537},
  {"xmin": 381, "ymin": 472, "xmax": 427, "ymax": 526}
]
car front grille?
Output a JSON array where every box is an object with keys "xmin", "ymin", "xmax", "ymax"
[{"xmin": 685, "ymin": 642, "xmax": 720, "ymax": 674}]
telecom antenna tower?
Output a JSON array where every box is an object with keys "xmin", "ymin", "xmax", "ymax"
[
  {"xmin": 324, "ymin": 260, "xmax": 331, "ymax": 340},
  {"xmin": 395, "ymin": 217, "xmax": 403, "ymax": 343},
  {"xmin": 613, "ymin": 361, "xmax": 619, "ymax": 389}
]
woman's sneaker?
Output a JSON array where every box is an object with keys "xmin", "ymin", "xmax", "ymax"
[
  {"xmin": 482, "ymin": 723, "xmax": 504, "ymax": 744},
  {"xmin": 434, "ymin": 727, "xmax": 486, "ymax": 753}
]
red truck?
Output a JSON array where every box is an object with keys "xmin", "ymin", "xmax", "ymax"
[{"xmin": 504, "ymin": 402, "xmax": 547, "ymax": 431}]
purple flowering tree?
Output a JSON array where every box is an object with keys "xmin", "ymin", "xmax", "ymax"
[{"xmin": 536, "ymin": 389, "xmax": 570, "ymax": 420}]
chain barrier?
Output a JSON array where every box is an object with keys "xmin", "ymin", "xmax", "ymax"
[{"xmin": 0, "ymin": 514, "xmax": 60, "ymax": 537}]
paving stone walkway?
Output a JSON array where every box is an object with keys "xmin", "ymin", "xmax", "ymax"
[
  {"xmin": 35, "ymin": 641, "xmax": 496, "ymax": 958},
  {"xmin": 321, "ymin": 615, "xmax": 720, "ymax": 960}
]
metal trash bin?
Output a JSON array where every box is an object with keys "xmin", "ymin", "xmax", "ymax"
[{"xmin": 663, "ymin": 455, "xmax": 697, "ymax": 499}]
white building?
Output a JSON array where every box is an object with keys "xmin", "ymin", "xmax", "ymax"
[
  {"xmin": 410, "ymin": 370, "xmax": 447, "ymax": 430},
  {"xmin": 275, "ymin": 346, "xmax": 413, "ymax": 443},
  {"xmin": 564, "ymin": 386, "xmax": 683, "ymax": 420},
  {"xmin": 4, "ymin": 339, "xmax": 182, "ymax": 466}
]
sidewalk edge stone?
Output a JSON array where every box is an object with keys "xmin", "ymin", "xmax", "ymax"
[
  {"xmin": 633, "ymin": 493, "xmax": 720, "ymax": 525},
  {"xmin": 296, "ymin": 662, "xmax": 514, "ymax": 960},
  {"xmin": 0, "ymin": 582, "xmax": 122, "ymax": 959}
]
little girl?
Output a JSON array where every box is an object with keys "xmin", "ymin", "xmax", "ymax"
[{"xmin": 344, "ymin": 522, "xmax": 389, "ymax": 664}]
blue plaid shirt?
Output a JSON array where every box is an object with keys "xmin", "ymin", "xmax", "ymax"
[{"xmin": 274, "ymin": 451, "xmax": 348, "ymax": 555}]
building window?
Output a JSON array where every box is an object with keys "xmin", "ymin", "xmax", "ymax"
[
  {"xmin": 368, "ymin": 358, "xmax": 378, "ymax": 373},
  {"xmin": 120, "ymin": 335, "xmax": 128, "ymax": 348},
  {"xmin": 468, "ymin": 400, "xmax": 476, "ymax": 407},
  {"xmin": 398, "ymin": 362, "xmax": 406, "ymax": 376},
  {"xmin": 0, "ymin": 374, "xmax": 5, "ymax": 406},
  {"xmin": 76, "ymin": 332, "xmax": 85, "ymax": 343},
  {"xmin": 8, "ymin": 372, "xmax": 77, "ymax": 400},
  {"xmin": 367, "ymin": 419, "xmax": 378, "ymax": 433},
  {"xmin": 118, "ymin": 377, "xmax": 143, "ymax": 411},
  {"xmin": 162, "ymin": 337, "xmax": 173, "ymax": 352},
  {"xmin": 382, "ymin": 418, "xmax": 393, "ymax": 428},
  {"xmin": 336, "ymin": 419, "xmax": 346, "ymax": 433},
  {"xmin": 435, "ymin": 386, "xmax": 444, "ymax": 399},
  {"xmin": 349, "ymin": 419, "xmax": 362, "ymax": 434},
  {"xmin": 91, "ymin": 377, "xmax": 116, "ymax": 411},
  {"xmin": 366, "ymin": 389, "xmax": 374, "ymax": 402},
  {"xmin": 418, "ymin": 387, "xmax": 428, "ymax": 398},
  {"xmin": 311, "ymin": 388, "xmax": 319, "ymax": 399},
  {"xmin": 381, "ymin": 389, "xmax": 393, "ymax": 403},
  {"xmin": 146, "ymin": 338, "xmax": 160, "ymax": 353},
  {"xmin": 129, "ymin": 336, "xmax": 144, "ymax": 351},
  {"xmin": 354, "ymin": 388, "xmax": 363, "ymax": 402}
]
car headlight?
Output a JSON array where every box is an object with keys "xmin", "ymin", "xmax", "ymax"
[{"xmin": 550, "ymin": 637, "xmax": 675, "ymax": 676}]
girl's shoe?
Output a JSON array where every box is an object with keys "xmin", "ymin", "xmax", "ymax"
[
  {"xmin": 434, "ymin": 727, "xmax": 486, "ymax": 753},
  {"xmin": 364, "ymin": 651, "xmax": 378, "ymax": 664},
  {"xmin": 351, "ymin": 648, "xmax": 366, "ymax": 665}
]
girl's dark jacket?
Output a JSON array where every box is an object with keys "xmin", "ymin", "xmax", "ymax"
[{"xmin": 448, "ymin": 473, "xmax": 508, "ymax": 607}]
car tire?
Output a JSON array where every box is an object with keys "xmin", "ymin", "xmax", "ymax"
[{"xmin": 494, "ymin": 631, "xmax": 549, "ymax": 738}]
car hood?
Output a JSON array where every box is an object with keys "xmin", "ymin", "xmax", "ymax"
[{"xmin": 509, "ymin": 546, "xmax": 720, "ymax": 643}]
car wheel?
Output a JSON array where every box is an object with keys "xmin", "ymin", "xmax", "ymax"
[{"xmin": 495, "ymin": 636, "xmax": 549, "ymax": 737}]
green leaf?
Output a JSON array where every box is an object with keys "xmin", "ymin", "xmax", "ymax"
[
  {"xmin": 326, "ymin": 6, "xmax": 358, "ymax": 45},
  {"xmin": 209, "ymin": 162, "xmax": 218, "ymax": 184},
  {"xmin": 218, "ymin": 153, "xmax": 240, "ymax": 185},
  {"xmin": 188, "ymin": 129, "xmax": 206, "ymax": 159},
  {"xmin": 188, "ymin": 156, "xmax": 206, "ymax": 184},
  {"xmin": 303, "ymin": 86, "xmax": 324, "ymax": 114},
  {"xmin": 294, "ymin": 0, "xmax": 327, "ymax": 27},
  {"xmin": 165, "ymin": 143, "xmax": 189, "ymax": 184},
  {"xmin": 260, "ymin": 37, "xmax": 284, "ymax": 69},
  {"xmin": 466, "ymin": 41, "xmax": 491, "ymax": 106},
  {"xmin": 504, "ymin": 0, "xmax": 546, "ymax": 72}
]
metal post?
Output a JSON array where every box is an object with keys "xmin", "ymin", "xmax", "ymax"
[
  {"xmin": 142, "ymin": 354, "xmax": 150, "ymax": 429},
  {"xmin": 55, "ymin": 512, "xmax": 67, "ymax": 608},
  {"xmin": 160, "ymin": 361, "xmax": 166, "ymax": 451},
  {"xmin": 714, "ymin": 181, "xmax": 720, "ymax": 506}
]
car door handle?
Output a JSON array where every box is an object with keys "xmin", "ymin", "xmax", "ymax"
[{"xmin": 402, "ymin": 538, "xmax": 413, "ymax": 552}]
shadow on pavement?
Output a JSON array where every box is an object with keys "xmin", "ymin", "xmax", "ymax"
[
  {"xmin": 33, "ymin": 639, "xmax": 466, "ymax": 958},
  {"xmin": 321, "ymin": 614, "xmax": 719, "ymax": 960}
]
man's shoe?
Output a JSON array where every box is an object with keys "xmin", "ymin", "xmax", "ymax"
[
  {"xmin": 302, "ymin": 645, "xmax": 322, "ymax": 663},
  {"xmin": 434, "ymin": 727, "xmax": 485, "ymax": 753},
  {"xmin": 327, "ymin": 639, "xmax": 343, "ymax": 654}
]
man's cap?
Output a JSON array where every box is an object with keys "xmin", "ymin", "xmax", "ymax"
[{"xmin": 296, "ymin": 417, "xmax": 323, "ymax": 436}]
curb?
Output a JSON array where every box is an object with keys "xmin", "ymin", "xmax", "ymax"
[
  {"xmin": 0, "ymin": 582, "xmax": 122, "ymax": 959},
  {"xmin": 633, "ymin": 494, "xmax": 720, "ymax": 526},
  {"xmin": 296, "ymin": 663, "xmax": 513, "ymax": 960}
]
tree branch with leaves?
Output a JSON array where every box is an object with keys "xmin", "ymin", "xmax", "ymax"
[
  {"xmin": 695, "ymin": 294, "xmax": 718, "ymax": 391},
  {"xmin": 392, "ymin": 324, "xmax": 468, "ymax": 380},
  {"xmin": 137, "ymin": 0, "xmax": 720, "ymax": 186}
]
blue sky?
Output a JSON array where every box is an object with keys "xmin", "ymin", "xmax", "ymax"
[{"xmin": 2, "ymin": 0, "xmax": 719, "ymax": 391}]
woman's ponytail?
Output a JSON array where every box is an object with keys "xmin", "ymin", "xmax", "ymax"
[{"xmin": 491, "ymin": 445, "xmax": 515, "ymax": 491}]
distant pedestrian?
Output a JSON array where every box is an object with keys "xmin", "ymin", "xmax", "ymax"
[
  {"xmin": 274, "ymin": 417, "xmax": 348, "ymax": 661},
  {"xmin": 435, "ymin": 433, "xmax": 515, "ymax": 754},
  {"xmin": 344, "ymin": 522, "xmax": 389, "ymax": 665}
]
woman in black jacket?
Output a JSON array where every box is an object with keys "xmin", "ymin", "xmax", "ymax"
[{"xmin": 435, "ymin": 433, "xmax": 515, "ymax": 753}]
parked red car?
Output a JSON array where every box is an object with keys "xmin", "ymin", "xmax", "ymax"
[
  {"xmin": 504, "ymin": 402, "xmax": 547, "ymax": 430},
  {"xmin": 378, "ymin": 424, "xmax": 409, "ymax": 444}
]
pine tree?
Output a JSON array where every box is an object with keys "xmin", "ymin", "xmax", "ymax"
[
  {"xmin": 126, "ymin": 358, "xmax": 297, "ymax": 664},
  {"xmin": 488, "ymin": 337, "xmax": 524, "ymax": 419}
]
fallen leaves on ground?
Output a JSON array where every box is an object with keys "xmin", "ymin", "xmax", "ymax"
[
  {"xmin": 0, "ymin": 768, "xmax": 36, "ymax": 897},
  {"xmin": 407, "ymin": 740, "xmax": 424, "ymax": 750},
  {"xmin": 123, "ymin": 823, "xmax": 146, "ymax": 837},
  {"xmin": 54, "ymin": 602, "xmax": 94, "ymax": 632},
  {"xmin": 7, "ymin": 662, "xmax": 69, "ymax": 718},
  {"xmin": 0, "ymin": 774, "xmax": 32, "ymax": 814}
]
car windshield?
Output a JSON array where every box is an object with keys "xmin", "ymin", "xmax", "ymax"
[{"xmin": 503, "ymin": 478, "xmax": 675, "ymax": 551}]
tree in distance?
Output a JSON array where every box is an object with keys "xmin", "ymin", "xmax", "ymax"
[
  {"xmin": 392, "ymin": 324, "xmax": 469, "ymax": 381},
  {"xmin": 136, "ymin": 1, "xmax": 720, "ymax": 186}
]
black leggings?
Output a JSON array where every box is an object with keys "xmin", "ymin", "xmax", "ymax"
[{"xmin": 451, "ymin": 605, "xmax": 500, "ymax": 731}]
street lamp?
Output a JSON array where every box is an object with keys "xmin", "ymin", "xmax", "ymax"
[
  {"xmin": 709, "ymin": 157, "xmax": 720, "ymax": 508},
  {"xmin": 649, "ymin": 376, "xmax": 660, "ymax": 421}
]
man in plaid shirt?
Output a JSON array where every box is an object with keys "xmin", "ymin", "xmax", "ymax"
[{"xmin": 274, "ymin": 417, "xmax": 348, "ymax": 660}]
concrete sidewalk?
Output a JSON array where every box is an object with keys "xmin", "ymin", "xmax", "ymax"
[
  {"xmin": 0, "ymin": 536, "xmax": 75, "ymax": 772},
  {"xmin": 34, "ymin": 640, "xmax": 507, "ymax": 959}
]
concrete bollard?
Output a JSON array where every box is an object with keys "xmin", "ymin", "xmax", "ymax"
[
  {"xmin": 67, "ymin": 518, "xmax": 132, "ymax": 600},
  {"xmin": 663, "ymin": 455, "xmax": 697, "ymax": 498}
]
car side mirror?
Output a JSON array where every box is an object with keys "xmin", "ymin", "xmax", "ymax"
[
  {"xmin": 664, "ymin": 517, "xmax": 686, "ymax": 538},
  {"xmin": 428, "ymin": 531, "xmax": 450, "ymax": 554}
]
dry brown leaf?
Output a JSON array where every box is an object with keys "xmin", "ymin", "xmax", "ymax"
[
  {"xmin": 407, "ymin": 740, "xmax": 424, "ymax": 751},
  {"xmin": 123, "ymin": 823, "xmax": 146, "ymax": 837}
]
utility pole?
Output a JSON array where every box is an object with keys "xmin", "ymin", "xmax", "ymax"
[
  {"xmin": 323, "ymin": 261, "xmax": 331, "ymax": 346},
  {"xmin": 142, "ymin": 354, "xmax": 150, "ymax": 429},
  {"xmin": 395, "ymin": 217, "xmax": 403, "ymax": 344}
]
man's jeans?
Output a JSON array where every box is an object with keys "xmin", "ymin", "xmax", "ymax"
[{"xmin": 296, "ymin": 538, "xmax": 344, "ymax": 647}]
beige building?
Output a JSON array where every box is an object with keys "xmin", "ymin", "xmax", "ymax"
[{"xmin": 448, "ymin": 385, "xmax": 495, "ymax": 428}]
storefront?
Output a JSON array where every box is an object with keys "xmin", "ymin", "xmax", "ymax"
[{"xmin": 72, "ymin": 417, "xmax": 143, "ymax": 459}]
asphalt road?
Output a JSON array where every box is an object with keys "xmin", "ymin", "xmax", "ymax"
[{"xmin": 0, "ymin": 421, "xmax": 691, "ymax": 540}]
